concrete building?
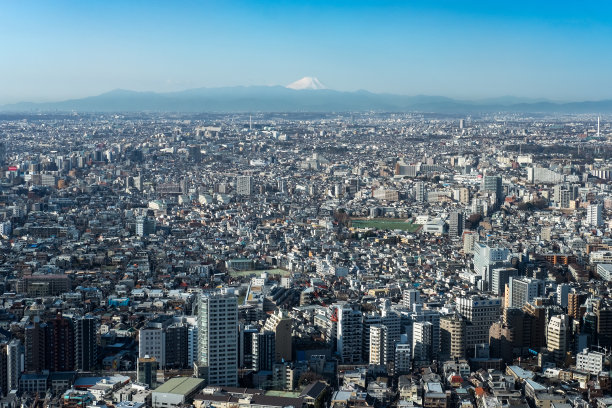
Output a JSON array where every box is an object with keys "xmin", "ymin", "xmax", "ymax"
[
  {"xmin": 263, "ymin": 309, "xmax": 292, "ymax": 363},
  {"xmin": 197, "ymin": 293, "xmax": 238, "ymax": 386},
  {"xmin": 236, "ymin": 175, "xmax": 253, "ymax": 196},
  {"xmin": 457, "ymin": 296, "xmax": 502, "ymax": 353},
  {"xmin": 587, "ymin": 203, "xmax": 604, "ymax": 227},
  {"xmin": 547, "ymin": 315, "xmax": 569, "ymax": 364},
  {"xmin": 576, "ymin": 349, "xmax": 604, "ymax": 374},
  {"xmin": 335, "ymin": 304, "xmax": 362, "ymax": 364},
  {"xmin": 440, "ymin": 314, "xmax": 466, "ymax": 360}
]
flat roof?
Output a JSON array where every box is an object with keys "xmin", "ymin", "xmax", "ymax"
[{"xmin": 153, "ymin": 377, "xmax": 205, "ymax": 396}]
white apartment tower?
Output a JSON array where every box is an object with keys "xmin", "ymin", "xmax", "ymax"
[
  {"xmin": 236, "ymin": 175, "xmax": 253, "ymax": 196},
  {"xmin": 198, "ymin": 293, "xmax": 238, "ymax": 386},
  {"xmin": 587, "ymin": 203, "xmax": 603, "ymax": 227}
]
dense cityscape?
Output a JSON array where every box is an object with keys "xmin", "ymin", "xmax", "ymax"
[{"xmin": 0, "ymin": 111, "xmax": 608, "ymax": 408}]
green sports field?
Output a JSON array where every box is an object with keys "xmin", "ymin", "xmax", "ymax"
[{"xmin": 350, "ymin": 218, "xmax": 421, "ymax": 232}]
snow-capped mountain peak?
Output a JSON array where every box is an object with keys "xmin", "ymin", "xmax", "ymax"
[{"xmin": 286, "ymin": 77, "xmax": 327, "ymax": 90}]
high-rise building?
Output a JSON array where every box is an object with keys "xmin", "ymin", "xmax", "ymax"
[
  {"xmin": 198, "ymin": 293, "xmax": 238, "ymax": 386},
  {"xmin": 139, "ymin": 325, "xmax": 166, "ymax": 367},
  {"xmin": 394, "ymin": 343, "xmax": 412, "ymax": 374},
  {"xmin": 7, "ymin": 339, "xmax": 21, "ymax": 393},
  {"xmin": 414, "ymin": 182, "xmax": 426, "ymax": 203},
  {"xmin": 369, "ymin": 325, "xmax": 386, "ymax": 366},
  {"xmin": 137, "ymin": 356, "xmax": 158, "ymax": 388},
  {"xmin": 50, "ymin": 314, "xmax": 75, "ymax": 372},
  {"xmin": 263, "ymin": 310, "xmax": 292, "ymax": 363},
  {"xmin": 490, "ymin": 267, "xmax": 518, "ymax": 297},
  {"xmin": 568, "ymin": 291, "xmax": 587, "ymax": 321},
  {"xmin": 409, "ymin": 306, "xmax": 441, "ymax": 360},
  {"xmin": 165, "ymin": 323, "xmax": 189, "ymax": 369},
  {"xmin": 440, "ymin": 314, "xmax": 466, "ymax": 360},
  {"xmin": 402, "ymin": 290, "xmax": 421, "ymax": 310},
  {"xmin": 412, "ymin": 321, "xmax": 433, "ymax": 364},
  {"xmin": 457, "ymin": 296, "xmax": 502, "ymax": 354},
  {"xmin": 236, "ymin": 175, "xmax": 253, "ymax": 196},
  {"xmin": 473, "ymin": 243, "xmax": 510, "ymax": 290},
  {"xmin": 24, "ymin": 319, "xmax": 49, "ymax": 373},
  {"xmin": 448, "ymin": 211, "xmax": 464, "ymax": 237},
  {"xmin": 462, "ymin": 231, "xmax": 478, "ymax": 254},
  {"xmin": 238, "ymin": 324, "xmax": 259, "ymax": 369},
  {"xmin": 556, "ymin": 284, "xmax": 570, "ymax": 308},
  {"xmin": 381, "ymin": 307, "xmax": 401, "ymax": 364},
  {"xmin": 75, "ymin": 316, "xmax": 97, "ymax": 371},
  {"xmin": 547, "ymin": 314, "xmax": 569, "ymax": 364},
  {"xmin": 587, "ymin": 203, "xmax": 604, "ymax": 227},
  {"xmin": 508, "ymin": 277, "xmax": 543, "ymax": 309},
  {"xmin": 481, "ymin": 175, "xmax": 503, "ymax": 203},
  {"xmin": 335, "ymin": 304, "xmax": 362, "ymax": 364},
  {"xmin": 523, "ymin": 301, "xmax": 547, "ymax": 349},
  {"xmin": 136, "ymin": 216, "xmax": 156, "ymax": 237},
  {"xmin": 252, "ymin": 331, "xmax": 275, "ymax": 372},
  {"xmin": 594, "ymin": 299, "xmax": 612, "ymax": 351}
]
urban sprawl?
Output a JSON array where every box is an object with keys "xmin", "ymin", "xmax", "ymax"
[{"xmin": 0, "ymin": 112, "xmax": 610, "ymax": 408}]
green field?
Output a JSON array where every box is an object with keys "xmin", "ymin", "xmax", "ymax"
[
  {"xmin": 350, "ymin": 218, "xmax": 421, "ymax": 232},
  {"xmin": 229, "ymin": 268, "xmax": 291, "ymax": 278}
]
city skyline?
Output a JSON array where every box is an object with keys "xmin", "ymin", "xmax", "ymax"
[{"xmin": 2, "ymin": 0, "xmax": 612, "ymax": 104}]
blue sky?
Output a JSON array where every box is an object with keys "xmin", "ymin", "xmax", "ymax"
[{"xmin": 1, "ymin": 0, "xmax": 611, "ymax": 103}]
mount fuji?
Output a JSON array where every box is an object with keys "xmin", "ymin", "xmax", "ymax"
[{"xmin": 286, "ymin": 77, "xmax": 327, "ymax": 90}]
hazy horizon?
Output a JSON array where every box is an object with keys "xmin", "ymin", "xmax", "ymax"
[{"xmin": 2, "ymin": 0, "xmax": 612, "ymax": 104}]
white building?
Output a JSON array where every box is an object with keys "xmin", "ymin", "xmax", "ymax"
[
  {"xmin": 576, "ymin": 349, "xmax": 604, "ymax": 374},
  {"xmin": 236, "ymin": 175, "xmax": 253, "ymax": 196},
  {"xmin": 412, "ymin": 321, "xmax": 433, "ymax": 363},
  {"xmin": 547, "ymin": 315, "xmax": 569, "ymax": 363},
  {"xmin": 138, "ymin": 327, "xmax": 166, "ymax": 366},
  {"xmin": 586, "ymin": 203, "xmax": 603, "ymax": 227},
  {"xmin": 198, "ymin": 293, "xmax": 238, "ymax": 386},
  {"xmin": 597, "ymin": 264, "xmax": 612, "ymax": 282}
]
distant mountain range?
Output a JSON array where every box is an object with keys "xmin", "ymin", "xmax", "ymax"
[{"xmin": 2, "ymin": 85, "xmax": 612, "ymax": 113}]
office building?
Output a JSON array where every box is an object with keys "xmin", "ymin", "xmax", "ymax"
[
  {"xmin": 7, "ymin": 339, "xmax": 21, "ymax": 393},
  {"xmin": 198, "ymin": 293, "xmax": 238, "ymax": 386},
  {"xmin": 481, "ymin": 175, "xmax": 503, "ymax": 203},
  {"xmin": 457, "ymin": 296, "xmax": 502, "ymax": 353}
]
